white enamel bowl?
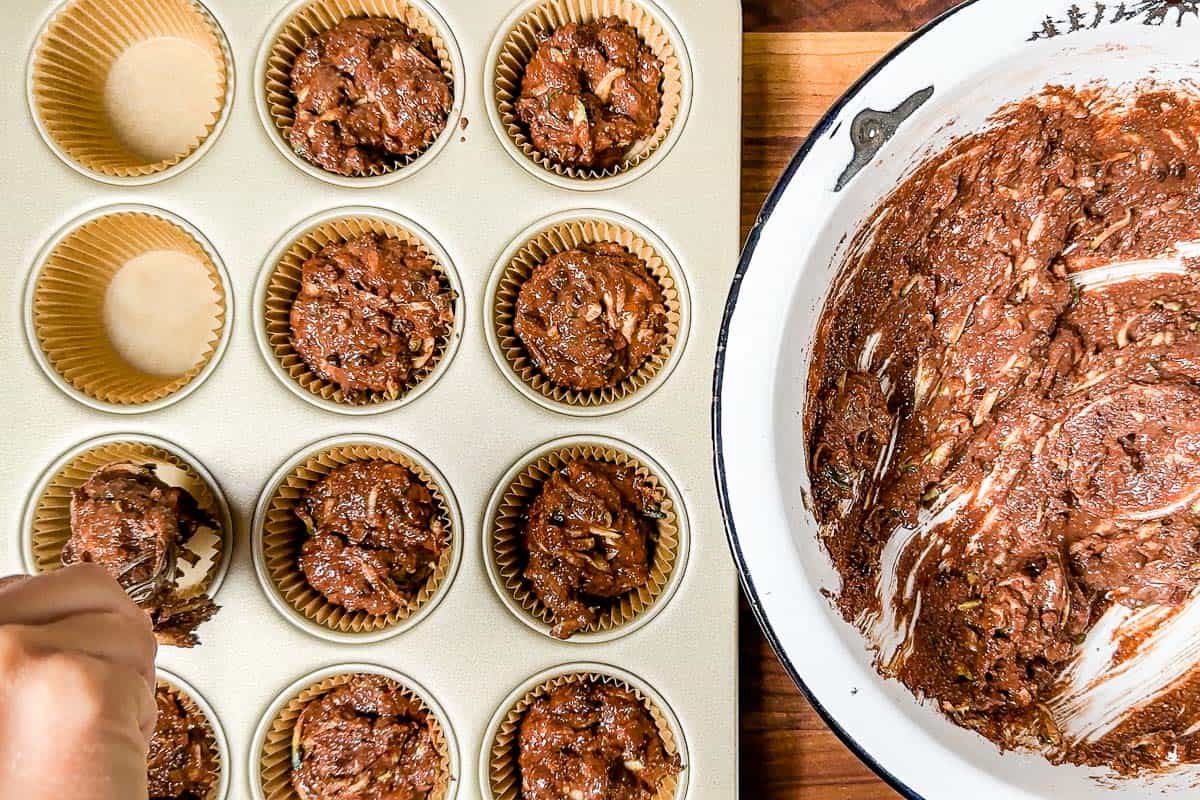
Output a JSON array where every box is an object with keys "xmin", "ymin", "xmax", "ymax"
[{"xmin": 715, "ymin": 1, "xmax": 1200, "ymax": 797}]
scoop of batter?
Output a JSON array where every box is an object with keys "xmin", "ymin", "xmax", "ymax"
[
  {"xmin": 62, "ymin": 462, "xmax": 219, "ymax": 648},
  {"xmin": 148, "ymin": 685, "xmax": 218, "ymax": 800},
  {"xmin": 289, "ymin": 233, "xmax": 455, "ymax": 399},
  {"xmin": 807, "ymin": 86, "xmax": 1200, "ymax": 773},
  {"xmin": 297, "ymin": 460, "xmax": 444, "ymax": 615},
  {"xmin": 292, "ymin": 675, "xmax": 441, "ymax": 800},
  {"xmin": 522, "ymin": 460, "xmax": 659, "ymax": 639},
  {"xmin": 515, "ymin": 243, "xmax": 667, "ymax": 392},
  {"xmin": 516, "ymin": 17, "xmax": 661, "ymax": 169},
  {"xmin": 518, "ymin": 680, "xmax": 680, "ymax": 800},
  {"xmin": 289, "ymin": 18, "xmax": 451, "ymax": 176}
]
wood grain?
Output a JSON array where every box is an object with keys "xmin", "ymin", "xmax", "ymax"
[
  {"xmin": 743, "ymin": 0, "xmax": 960, "ymax": 32},
  {"xmin": 738, "ymin": 30, "xmax": 907, "ymax": 799}
]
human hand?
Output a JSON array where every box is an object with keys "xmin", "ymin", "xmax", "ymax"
[{"xmin": 0, "ymin": 564, "xmax": 157, "ymax": 800}]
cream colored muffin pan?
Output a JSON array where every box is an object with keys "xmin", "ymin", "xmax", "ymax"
[{"xmin": 3, "ymin": 0, "xmax": 740, "ymax": 797}]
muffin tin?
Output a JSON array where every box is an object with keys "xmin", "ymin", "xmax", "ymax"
[{"xmin": 3, "ymin": 0, "xmax": 739, "ymax": 797}]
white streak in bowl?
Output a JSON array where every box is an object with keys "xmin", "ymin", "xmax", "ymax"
[{"xmin": 1056, "ymin": 592, "xmax": 1200, "ymax": 745}]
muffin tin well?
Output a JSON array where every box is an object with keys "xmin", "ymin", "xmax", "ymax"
[
  {"xmin": 4, "ymin": 0, "xmax": 738, "ymax": 797},
  {"xmin": 253, "ymin": 206, "xmax": 464, "ymax": 415},
  {"xmin": 481, "ymin": 662, "xmax": 689, "ymax": 800},
  {"xmin": 157, "ymin": 667, "xmax": 232, "ymax": 800},
  {"xmin": 250, "ymin": 663, "xmax": 460, "ymax": 800},
  {"xmin": 250, "ymin": 433, "xmax": 463, "ymax": 643},
  {"xmin": 28, "ymin": 0, "xmax": 235, "ymax": 184},
  {"xmin": 21, "ymin": 432, "xmax": 234, "ymax": 605},
  {"xmin": 485, "ymin": 209, "xmax": 690, "ymax": 416},
  {"xmin": 483, "ymin": 434, "xmax": 689, "ymax": 643},
  {"xmin": 255, "ymin": 0, "xmax": 465, "ymax": 187},
  {"xmin": 23, "ymin": 204, "xmax": 233, "ymax": 414},
  {"xmin": 486, "ymin": 0, "xmax": 693, "ymax": 190}
]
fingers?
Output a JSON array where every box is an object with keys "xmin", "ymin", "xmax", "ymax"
[
  {"xmin": 0, "ymin": 564, "xmax": 145, "ymax": 627},
  {"xmin": 10, "ymin": 611, "xmax": 157, "ymax": 689}
]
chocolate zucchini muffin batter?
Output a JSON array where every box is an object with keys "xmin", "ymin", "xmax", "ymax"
[
  {"xmin": 807, "ymin": 86, "xmax": 1200, "ymax": 773},
  {"xmin": 297, "ymin": 459, "xmax": 444, "ymax": 615},
  {"xmin": 518, "ymin": 680, "xmax": 680, "ymax": 800},
  {"xmin": 289, "ymin": 233, "xmax": 454, "ymax": 399},
  {"xmin": 522, "ymin": 460, "xmax": 660, "ymax": 639},
  {"xmin": 62, "ymin": 463, "xmax": 220, "ymax": 648},
  {"xmin": 289, "ymin": 18, "xmax": 451, "ymax": 176},
  {"xmin": 292, "ymin": 675, "xmax": 442, "ymax": 800},
  {"xmin": 515, "ymin": 244, "xmax": 667, "ymax": 392},
  {"xmin": 148, "ymin": 685, "xmax": 218, "ymax": 800},
  {"xmin": 516, "ymin": 17, "xmax": 661, "ymax": 170}
]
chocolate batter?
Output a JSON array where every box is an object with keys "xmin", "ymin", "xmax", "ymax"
[
  {"xmin": 148, "ymin": 685, "xmax": 218, "ymax": 800},
  {"xmin": 522, "ymin": 460, "xmax": 660, "ymax": 639},
  {"xmin": 62, "ymin": 463, "xmax": 219, "ymax": 648},
  {"xmin": 515, "ymin": 244, "xmax": 667, "ymax": 392},
  {"xmin": 516, "ymin": 17, "xmax": 661, "ymax": 170},
  {"xmin": 289, "ymin": 233, "xmax": 455, "ymax": 399},
  {"xmin": 289, "ymin": 18, "xmax": 451, "ymax": 176},
  {"xmin": 807, "ymin": 86, "xmax": 1200, "ymax": 773},
  {"xmin": 292, "ymin": 674, "xmax": 441, "ymax": 800},
  {"xmin": 518, "ymin": 680, "xmax": 680, "ymax": 800},
  {"xmin": 297, "ymin": 459, "xmax": 444, "ymax": 615}
]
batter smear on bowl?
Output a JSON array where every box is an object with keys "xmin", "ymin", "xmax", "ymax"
[{"xmin": 806, "ymin": 86, "xmax": 1200, "ymax": 774}]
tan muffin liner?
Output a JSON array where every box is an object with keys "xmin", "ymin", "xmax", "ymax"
[
  {"xmin": 31, "ymin": 210, "xmax": 227, "ymax": 408},
  {"xmin": 493, "ymin": 0, "xmax": 685, "ymax": 181},
  {"xmin": 28, "ymin": 440, "xmax": 227, "ymax": 601},
  {"xmin": 491, "ymin": 441, "xmax": 679, "ymax": 636},
  {"xmin": 258, "ymin": 671, "xmax": 452, "ymax": 800},
  {"xmin": 260, "ymin": 442, "xmax": 455, "ymax": 635},
  {"xmin": 263, "ymin": 214, "xmax": 457, "ymax": 408},
  {"xmin": 487, "ymin": 670, "xmax": 682, "ymax": 800},
  {"xmin": 493, "ymin": 217, "xmax": 681, "ymax": 408},
  {"xmin": 262, "ymin": 0, "xmax": 457, "ymax": 179},
  {"xmin": 156, "ymin": 678, "xmax": 224, "ymax": 800},
  {"xmin": 30, "ymin": 0, "xmax": 230, "ymax": 180}
]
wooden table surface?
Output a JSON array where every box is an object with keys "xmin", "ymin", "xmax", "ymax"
[{"xmin": 737, "ymin": 1, "xmax": 959, "ymax": 797}]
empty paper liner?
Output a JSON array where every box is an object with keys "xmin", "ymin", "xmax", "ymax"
[
  {"xmin": 30, "ymin": 209, "xmax": 228, "ymax": 409},
  {"xmin": 30, "ymin": 0, "xmax": 231, "ymax": 180}
]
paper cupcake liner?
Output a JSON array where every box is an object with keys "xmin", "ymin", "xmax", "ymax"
[
  {"xmin": 257, "ymin": 670, "xmax": 453, "ymax": 800},
  {"xmin": 30, "ymin": 0, "xmax": 231, "ymax": 181},
  {"xmin": 486, "ymin": 669, "xmax": 683, "ymax": 800},
  {"xmin": 29, "ymin": 208, "xmax": 228, "ymax": 409},
  {"xmin": 259, "ymin": 441, "xmax": 456, "ymax": 635},
  {"xmin": 492, "ymin": 0, "xmax": 686, "ymax": 182},
  {"xmin": 155, "ymin": 676, "xmax": 225, "ymax": 800},
  {"xmin": 490, "ymin": 441, "xmax": 680, "ymax": 638},
  {"xmin": 261, "ymin": 0, "xmax": 458, "ymax": 180},
  {"xmin": 491, "ymin": 215, "xmax": 682, "ymax": 410},
  {"xmin": 261, "ymin": 213, "xmax": 458, "ymax": 409},
  {"xmin": 26, "ymin": 438, "xmax": 230, "ymax": 602}
]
